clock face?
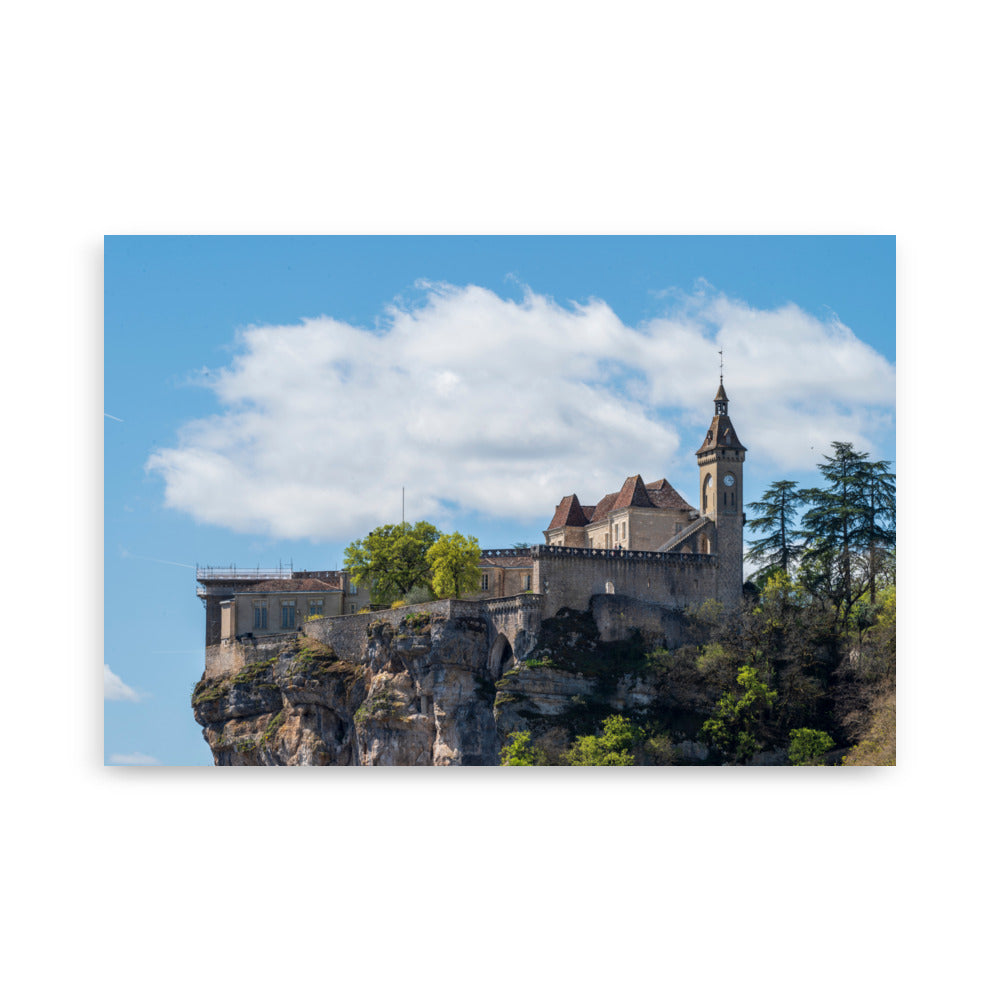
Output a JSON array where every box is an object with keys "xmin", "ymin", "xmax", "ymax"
[{"xmin": 723, "ymin": 473, "xmax": 736, "ymax": 487}]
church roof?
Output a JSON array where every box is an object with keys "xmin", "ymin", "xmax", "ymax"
[{"xmin": 697, "ymin": 414, "xmax": 745, "ymax": 455}]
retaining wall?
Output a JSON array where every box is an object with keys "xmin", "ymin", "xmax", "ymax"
[{"xmin": 533, "ymin": 546, "xmax": 716, "ymax": 618}]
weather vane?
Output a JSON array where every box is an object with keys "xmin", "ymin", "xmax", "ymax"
[{"xmin": 719, "ymin": 348, "xmax": 724, "ymax": 383}]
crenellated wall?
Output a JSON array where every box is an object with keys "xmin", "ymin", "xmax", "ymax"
[{"xmin": 530, "ymin": 544, "xmax": 717, "ymax": 618}]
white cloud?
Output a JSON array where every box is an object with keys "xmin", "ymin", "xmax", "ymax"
[
  {"xmin": 104, "ymin": 664, "xmax": 141, "ymax": 702},
  {"xmin": 147, "ymin": 282, "xmax": 895, "ymax": 542},
  {"xmin": 108, "ymin": 752, "xmax": 159, "ymax": 765}
]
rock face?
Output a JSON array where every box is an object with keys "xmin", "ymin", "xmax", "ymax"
[{"xmin": 192, "ymin": 602, "xmax": 719, "ymax": 766}]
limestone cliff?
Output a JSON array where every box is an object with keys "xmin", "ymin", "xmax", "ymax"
[{"xmin": 191, "ymin": 602, "xmax": 721, "ymax": 766}]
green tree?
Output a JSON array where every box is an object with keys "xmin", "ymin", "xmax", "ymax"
[
  {"xmin": 788, "ymin": 727, "xmax": 834, "ymax": 765},
  {"xmin": 427, "ymin": 532, "xmax": 482, "ymax": 599},
  {"xmin": 343, "ymin": 521, "xmax": 441, "ymax": 604},
  {"xmin": 799, "ymin": 443, "xmax": 895, "ymax": 620},
  {"xmin": 800, "ymin": 442, "xmax": 869, "ymax": 621},
  {"xmin": 856, "ymin": 459, "xmax": 896, "ymax": 603},
  {"xmin": 701, "ymin": 664, "xmax": 778, "ymax": 764},
  {"xmin": 565, "ymin": 714, "xmax": 642, "ymax": 766},
  {"xmin": 500, "ymin": 731, "xmax": 539, "ymax": 766},
  {"xmin": 746, "ymin": 480, "xmax": 804, "ymax": 578}
]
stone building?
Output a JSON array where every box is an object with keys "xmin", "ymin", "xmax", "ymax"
[
  {"xmin": 467, "ymin": 379, "xmax": 746, "ymax": 612},
  {"xmin": 197, "ymin": 379, "xmax": 746, "ymax": 643},
  {"xmin": 196, "ymin": 569, "xmax": 371, "ymax": 645}
]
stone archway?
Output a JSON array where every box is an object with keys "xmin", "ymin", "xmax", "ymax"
[{"xmin": 487, "ymin": 633, "xmax": 514, "ymax": 679}]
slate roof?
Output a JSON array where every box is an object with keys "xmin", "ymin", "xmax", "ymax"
[{"xmin": 697, "ymin": 414, "xmax": 745, "ymax": 455}]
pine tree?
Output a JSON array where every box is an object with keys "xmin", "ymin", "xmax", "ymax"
[
  {"xmin": 746, "ymin": 479, "xmax": 804, "ymax": 578},
  {"xmin": 800, "ymin": 442, "xmax": 868, "ymax": 620},
  {"xmin": 855, "ymin": 458, "xmax": 896, "ymax": 603},
  {"xmin": 799, "ymin": 442, "xmax": 895, "ymax": 621}
]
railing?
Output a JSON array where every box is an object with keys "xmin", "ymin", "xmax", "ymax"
[
  {"xmin": 195, "ymin": 564, "xmax": 294, "ymax": 581},
  {"xmin": 657, "ymin": 516, "xmax": 712, "ymax": 552}
]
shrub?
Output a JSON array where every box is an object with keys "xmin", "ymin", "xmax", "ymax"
[
  {"xmin": 500, "ymin": 731, "xmax": 539, "ymax": 766},
  {"xmin": 565, "ymin": 714, "xmax": 642, "ymax": 766},
  {"xmin": 788, "ymin": 727, "xmax": 834, "ymax": 765}
]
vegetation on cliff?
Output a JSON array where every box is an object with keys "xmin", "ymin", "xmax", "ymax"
[{"xmin": 500, "ymin": 442, "xmax": 895, "ymax": 766}]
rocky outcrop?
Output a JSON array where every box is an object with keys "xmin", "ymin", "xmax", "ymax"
[{"xmin": 192, "ymin": 602, "xmax": 720, "ymax": 766}]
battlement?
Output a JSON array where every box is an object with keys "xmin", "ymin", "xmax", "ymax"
[
  {"xmin": 533, "ymin": 544, "xmax": 713, "ymax": 565},
  {"xmin": 480, "ymin": 548, "xmax": 534, "ymax": 560}
]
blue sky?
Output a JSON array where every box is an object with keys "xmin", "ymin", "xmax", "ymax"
[{"xmin": 104, "ymin": 236, "xmax": 895, "ymax": 766}]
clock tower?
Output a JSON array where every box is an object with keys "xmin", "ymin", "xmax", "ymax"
[{"xmin": 696, "ymin": 379, "xmax": 747, "ymax": 609}]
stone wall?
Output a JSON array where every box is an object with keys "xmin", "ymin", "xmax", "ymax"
[
  {"xmin": 299, "ymin": 595, "xmax": 543, "ymax": 664},
  {"xmin": 532, "ymin": 545, "xmax": 716, "ymax": 618},
  {"xmin": 203, "ymin": 633, "xmax": 292, "ymax": 680}
]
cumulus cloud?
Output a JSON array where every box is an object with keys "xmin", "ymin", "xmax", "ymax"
[
  {"xmin": 108, "ymin": 752, "xmax": 159, "ymax": 765},
  {"xmin": 146, "ymin": 282, "xmax": 894, "ymax": 541},
  {"xmin": 104, "ymin": 664, "xmax": 141, "ymax": 702}
]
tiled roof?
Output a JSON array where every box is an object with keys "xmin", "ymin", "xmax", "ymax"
[
  {"xmin": 547, "ymin": 494, "xmax": 590, "ymax": 530},
  {"xmin": 589, "ymin": 491, "xmax": 620, "ymax": 523},
  {"xmin": 647, "ymin": 480, "xmax": 695, "ymax": 511},
  {"xmin": 235, "ymin": 577, "xmax": 341, "ymax": 593},
  {"xmin": 611, "ymin": 474, "xmax": 653, "ymax": 510},
  {"xmin": 551, "ymin": 474, "xmax": 695, "ymax": 526}
]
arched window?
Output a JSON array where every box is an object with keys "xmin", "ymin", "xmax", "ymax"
[
  {"xmin": 605, "ymin": 580, "xmax": 615, "ymax": 594},
  {"xmin": 703, "ymin": 473, "xmax": 712, "ymax": 512}
]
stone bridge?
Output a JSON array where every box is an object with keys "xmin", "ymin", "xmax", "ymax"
[{"xmin": 479, "ymin": 594, "xmax": 543, "ymax": 678}]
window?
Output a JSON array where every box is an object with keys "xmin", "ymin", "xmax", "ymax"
[
  {"xmin": 522, "ymin": 574, "xmax": 531, "ymax": 590},
  {"xmin": 308, "ymin": 599, "xmax": 324, "ymax": 617},
  {"xmin": 253, "ymin": 602, "xmax": 268, "ymax": 629},
  {"xmin": 481, "ymin": 573, "xmax": 489, "ymax": 591},
  {"xmin": 281, "ymin": 601, "xmax": 295, "ymax": 629},
  {"xmin": 349, "ymin": 581, "xmax": 358, "ymax": 595}
]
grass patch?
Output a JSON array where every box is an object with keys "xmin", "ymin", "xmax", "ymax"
[
  {"xmin": 262, "ymin": 709, "xmax": 286, "ymax": 745},
  {"xmin": 354, "ymin": 689, "xmax": 404, "ymax": 726},
  {"xmin": 401, "ymin": 612, "xmax": 432, "ymax": 633},
  {"xmin": 191, "ymin": 678, "xmax": 231, "ymax": 706}
]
